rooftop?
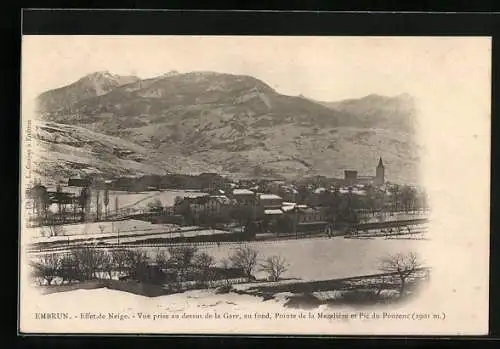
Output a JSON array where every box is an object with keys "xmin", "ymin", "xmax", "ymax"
[
  {"xmin": 232, "ymin": 189, "xmax": 255, "ymax": 195},
  {"xmin": 264, "ymin": 209, "xmax": 284, "ymax": 215},
  {"xmin": 258, "ymin": 193, "xmax": 283, "ymax": 200},
  {"xmin": 314, "ymin": 187, "xmax": 327, "ymax": 194}
]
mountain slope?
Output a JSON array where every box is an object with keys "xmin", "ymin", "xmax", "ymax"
[
  {"xmin": 36, "ymin": 71, "xmax": 140, "ymax": 115},
  {"xmin": 34, "ymin": 71, "xmax": 422, "ymax": 184},
  {"xmin": 31, "ymin": 121, "xmax": 220, "ymax": 184},
  {"xmin": 40, "ymin": 71, "xmax": 354, "ymax": 129},
  {"xmin": 315, "ymin": 93, "xmax": 418, "ymax": 134}
]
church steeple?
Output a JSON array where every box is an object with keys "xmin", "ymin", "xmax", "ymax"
[
  {"xmin": 375, "ymin": 157, "xmax": 385, "ymax": 185},
  {"xmin": 377, "ymin": 157, "xmax": 384, "ymax": 168}
]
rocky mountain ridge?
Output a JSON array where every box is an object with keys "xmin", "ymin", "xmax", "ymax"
[{"xmin": 33, "ymin": 71, "xmax": 422, "ymax": 184}]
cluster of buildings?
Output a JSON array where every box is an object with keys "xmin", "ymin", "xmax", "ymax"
[
  {"xmin": 27, "ymin": 158, "xmax": 392, "ymax": 233},
  {"xmin": 169, "ymin": 189, "xmax": 330, "ymax": 234},
  {"xmin": 159, "ymin": 158, "xmax": 388, "ymax": 233},
  {"xmin": 343, "ymin": 157, "xmax": 385, "ymax": 186}
]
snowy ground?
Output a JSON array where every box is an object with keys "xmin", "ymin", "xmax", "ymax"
[
  {"xmin": 134, "ymin": 236, "xmax": 429, "ymax": 282},
  {"xmin": 23, "ymin": 189, "xmax": 207, "ymax": 222},
  {"xmin": 107, "ymin": 190, "xmax": 207, "ymax": 211},
  {"xmin": 24, "ymin": 219, "xmax": 230, "ymax": 246},
  {"xmin": 21, "ymin": 279, "xmax": 442, "ymax": 335},
  {"xmin": 21, "ymin": 235, "xmax": 437, "ymax": 335}
]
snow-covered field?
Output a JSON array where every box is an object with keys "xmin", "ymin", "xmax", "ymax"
[
  {"xmin": 24, "ymin": 219, "xmax": 230, "ymax": 246},
  {"xmin": 21, "ymin": 278, "xmax": 439, "ymax": 335},
  {"xmin": 39, "ymin": 287, "xmax": 285, "ymax": 312},
  {"xmin": 107, "ymin": 190, "xmax": 207, "ymax": 211},
  {"xmin": 26, "ymin": 219, "xmax": 163, "ymax": 238},
  {"xmin": 99, "ymin": 228, "xmax": 230, "ymax": 245},
  {"xmin": 25, "ymin": 189, "xmax": 207, "ymax": 218},
  {"xmin": 21, "ymin": 236, "xmax": 437, "ymax": 335},
  {"xmin": 136, "ymin": 237, "xmax": 429, "ymax": 282}
]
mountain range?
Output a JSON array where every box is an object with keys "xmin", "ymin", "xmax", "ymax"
[{"xmin": 32, "ymin": 71, "xmax": 422, "ymax": 184}]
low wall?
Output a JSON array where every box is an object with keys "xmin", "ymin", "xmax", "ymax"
[
  {"xmin": 246, "ymin": 268, "xmax": 431, "ymax": 294},
  {"xmin": 39, "ymin": 279, "xmax": 106, "ymax": 294},
  {"xmin": 105, "ymin": 279, "xmax": 168, "ymax": 297},
  {"xmin": 38, "ymin": 279, "xmax": 170, "ymax": 297}
]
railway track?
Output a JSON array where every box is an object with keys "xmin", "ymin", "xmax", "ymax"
[{"xmin": 25, "ymin": 227, "xmax": 429, "ymax": 255}]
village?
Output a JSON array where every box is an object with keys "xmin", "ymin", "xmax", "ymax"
[
  {"xmin": 25, "ymin": 158, "xmax": 428, "ymax": 240},
  {"xmin": 25, "ymin": 158, "xmax": 430, "ymax": 308}
]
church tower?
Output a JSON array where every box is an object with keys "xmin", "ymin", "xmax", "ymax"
[{"xmin": 375, "ymin": 157, "xmax": 385, "ymax": 186}]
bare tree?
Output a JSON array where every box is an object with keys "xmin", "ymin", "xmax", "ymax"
[
  {"xmin": 147, "ymin": 199, "xmax": 163, "ymax": 213},
  {"xmin": 111, "ymin": 249, "xmax": 132, "ymax": 278},
  {"xmin": 259, "ymin": 255, "xmax": 288, "ymax": 282},
  {"xmin": 71, "ymin": 197, "xmax": 79, "ymax": 223},
  {"xmin": 30, "ymin": 253, "xmax": 60, "ymax": 285},
  {"xmin": 379, "ymin": 252, "xmax": 421, "ymax": 297},
  {"xmin": 79, "ymin": 187, "xmax": 91, "ymax": 222},
  {"xmin": 72, "ymin": 247, "xmax": 105, "ymax": 280},
  {"xmin": 57, "ymin": 253, "xmax": 80, "ymax": 284},
  {"xmin": 125, "ymin": 249, "xmax": 150, "ymax": 276},
  {"xmin": 154, "ymin": 247, "xmax": 168, "ymax": 269},
  {"xmin": 193, "ymin": 252, "xmax": 215, "ymax": 286},
  {"xmin": 229, "ymin": 246, "xmax": 258, "ymax": 282},
  {"xmin": 100, "ymin": 250, "xmax": 114, "ymax": 279},
  {"xmin": 95, "ymin": 189, "xmax": 102, "ymax": 222},
  {"xmin": 56, "ymin": 183, "xmax": 63, "ymax": 222},
  {"xmin": 168, "ymin": 246, "xmax": 198, "ymax": 284},
  {"xmin": 104, "ymin": 189, "xmax": 110, "ymax": 218}
]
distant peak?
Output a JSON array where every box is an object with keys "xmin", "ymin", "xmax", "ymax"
[
  {"xmin": 187, "ymin": 70, "xmax": 221, "ymax": 76},
  {"xmin": 90, "ymin": 70, "xmax": 112, "ymax": 76},
  {"xmin": 364, "ymin": 93, "xmax": 385, "ymax": 99},
  {"xmin": 82, "ymin": 71, "xmax": 116, "ymax": 81},
  {"xmin": 162, "ymin": 70, "xmax": 180, "ymax": 77}
]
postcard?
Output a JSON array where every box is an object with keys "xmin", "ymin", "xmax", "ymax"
[{"xmin": 19, "ymin": 35, "xmax": 491, "ymax": 335}]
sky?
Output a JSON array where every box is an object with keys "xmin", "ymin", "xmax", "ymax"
[{"xmin": 22, "ymin": 36, "xmax": 491, "ymax": 103}]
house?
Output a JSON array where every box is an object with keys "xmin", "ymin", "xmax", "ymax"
[
  {"xmin": 68, "ymin": 178, "xmax": 92, "ymax": 188},
  {"xmin": 189, "ymin": 195, "xmax": 234, "ymax": 222},
  {"xmin": 280, "ymin": 185, "xmax": 298, "ymax": 202},
  {"xmin": 344, "ymin": 170, "xmax": 358, "ymax": 185},
  {"xmin": 296, "ymin": 207, "xmax": 327, "ymax": 223},
  {"xmin": 357, "ymin": 176, "xmax": 375, "ymax": 185},
  {"xmin": 281, "ymin": 202, "xmax": 297, "ymax": 213},
  {"xmin": 308, "ymin": 187, "xmax": 329, "ymax": 206},
  {"xmin": 47, "ymin": 191, "xmax": 75, "ymax": 205},
  {"xmin": 257, "ymin": 193, "xmax": 283, "ymax": 209},
  {"xmin": 231, "ymin": 188, "xmax": 256, "ymax": 206},
  {"xmin": 264, "ymin": 208, "xmax": 284, "ymax": 216},
  {"xmin": 312, "ymin": 158, "xmax": 386, "ymax": 187},
  {"xmin": 229, "ymin": 189, "xmax": 260, "ymax": 222}
]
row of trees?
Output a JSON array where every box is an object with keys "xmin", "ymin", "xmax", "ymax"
[
  {"xmin": 30, "ymin": 246, "xmax": 289, "ymax": 290},
  {"xmin": 27, "ymin": 181, "xmax": 116, "ymax": 226},
  {"xmin": 31, "ymin": 246, "xmax": 423, "ymax": 299},
  {"xmin": 295, "ymin": 184, "xmax": 428, "ymax": 215},
  {"xmin": 169, "ymin": 185, "xmax": 427, "ymax": 230},
  {"xmin": 30, "ymin": 248, "xmax": 145, "ymax": 285}
]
